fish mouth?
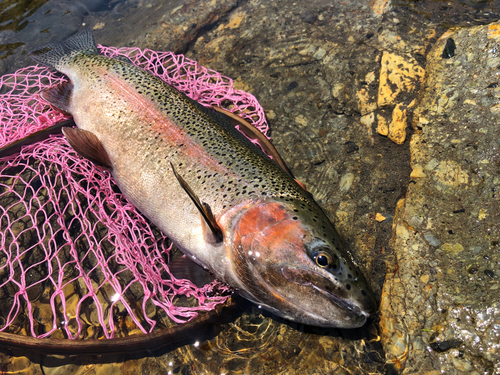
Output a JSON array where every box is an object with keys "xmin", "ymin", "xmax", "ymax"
[
  {"xmin": 312, "ymin": 284, "xmax": 364, "ymax": 317},
  {"xmin": 281, "ymin": 266, "xmax": 368, "ymax": 320}
]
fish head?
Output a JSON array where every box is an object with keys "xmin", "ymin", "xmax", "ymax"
[{"xmin": 230, "ymin": 199, "xmax": 377, "ymax": 328}]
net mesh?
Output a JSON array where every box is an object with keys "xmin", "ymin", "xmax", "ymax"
[{"xmin": 0, "ymin": 45, "xmax": 269, "ymax": 340}]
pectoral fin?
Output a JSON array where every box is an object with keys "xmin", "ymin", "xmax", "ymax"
[
  {"xmin": 170, "ymin": 163, "xmax": 223, "ymax": 244},
  {"xmin": 62, "ymin": 127, "xmax": 112, "ymax": 169}
]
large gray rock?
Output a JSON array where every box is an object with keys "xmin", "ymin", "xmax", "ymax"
[{"xmin": 381, "ymin": 23, "xmax": 500, "ymax": 374}]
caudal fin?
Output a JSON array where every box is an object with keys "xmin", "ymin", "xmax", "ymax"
[{"xmin": 29, "ymin": 28, "xmax": 99, "ymax": 70}]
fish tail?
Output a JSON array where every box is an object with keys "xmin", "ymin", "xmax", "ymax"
[{"xmin": 29, "ymin": 29, "xmax": 98, "ymax": 70}]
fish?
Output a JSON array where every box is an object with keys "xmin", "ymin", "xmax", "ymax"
[{"xmin": 28, "ymin": 29, "xmax": 377, "ymax": 328}]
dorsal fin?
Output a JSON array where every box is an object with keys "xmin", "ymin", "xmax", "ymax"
[
  {"xmin": 62, "ymin": 127, "xmax": 112, "ymax": 169},
  {"xmin": 29, "ymin": 28, "xmax": 98, "ymax": 70},
  {"xmin": 170, "ymin": 163, "xmax": 223, "ymax": 244},
  {"xmin": 212, "ymin": 107, "xmax": 293, "ymax": 176},
  {"xmin": 212, "ymin": 107, "xmax": 307, "ymax": 191}
]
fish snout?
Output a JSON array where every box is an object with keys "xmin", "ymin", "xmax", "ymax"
[{"xmin": 281, "ymin": 265, "xmax": 376, "ymax": 322}]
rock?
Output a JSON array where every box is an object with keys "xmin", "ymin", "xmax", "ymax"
[
  {"xmin": 429, "ymin": 339, "xmax": 462, "ymax": 353},
  {"xmin": 380, "ymin": 22, "xmax": 500, "ymax": 374}
]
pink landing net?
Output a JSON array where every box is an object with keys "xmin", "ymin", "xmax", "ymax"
[{"xmin": 0, "ymin": 45, "xmax": 269, "ymax": 340}]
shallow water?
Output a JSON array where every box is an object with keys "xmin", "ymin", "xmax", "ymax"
[
  {"xmin": 1, "ymin": 0, "xmax": 500, "ymax": 374},
  {"xmin": 0, "ymin": 0, "xmax": 181, "ymax": 76}
]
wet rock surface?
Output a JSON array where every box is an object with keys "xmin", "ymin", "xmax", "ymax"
[
  {"xmin": 1, "ymin": 0, "xmax": 500, "ymax": 373},
  {"xmin": 381, "ymin": 23, "xmax": 500, "ymax": 374}
]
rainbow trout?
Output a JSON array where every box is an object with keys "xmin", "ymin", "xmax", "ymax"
[{"xmin": 29, "ymin": 29, "xmax": 376, "ymax": 328}]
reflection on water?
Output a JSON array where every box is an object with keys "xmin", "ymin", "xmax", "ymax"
[
  {"xmin": 394, "ymin": 0, "xmax": 500, "ymax": 28},
  {"xmin": 0, "ymin": 0, "xmax": 49, "ymax": 33},
  {"xmin": 0, "ymin": 0, "xmax": 47, "ymax": 62},
  {"xmin": 0, "ymin": 0, "xmax": 169, "ymax": 75},
  {"xmin": 172, "ymin": 308, "xmax": 384, "ymax": 374}
]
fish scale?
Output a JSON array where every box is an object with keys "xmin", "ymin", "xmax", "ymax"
[{"xmin": 29, "ymin": 29, "xmax": 377, "ymax": 328}]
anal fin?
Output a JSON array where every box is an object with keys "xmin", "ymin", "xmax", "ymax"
[
  {"xmin": 62, "ymin": 127, "xmax": 112, "ymax": 169},
  {"xmin": 170, "ymin": 163, "xmax": 223, "ymax": 244},
  {"xmin": 41, "ymin": 81, "xmax": 74, "ymax": 113}
]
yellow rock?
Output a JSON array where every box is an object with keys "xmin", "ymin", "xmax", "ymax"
[
  {"xmin": 266, "ymin": 109, "xmax": 276, "ymax": 120},
  {"xmin": 336, "ymin": 211, "xmax": 348, "ymax": 222},
  {"xmin": 93, "ymin": 22, "xmax": 105, "ymax": 30},
  {"xmin": 372, "ymin": 0, "xmax": 390, "ymax": 15},
  {"xmin": 377, "ymin": 113, "xmax": 389, "ymax": 136},
  {"xmin": 340, "ymin": 172, "xmax": 355, "ymax": 193},
  {"xmin": 388, "ymin": 103, "xmax": 407, "ymax": 144},
  {"xmin": 490, "ymin": 103, "xmax": 500, "ymax": 113},
  {"xmin": 452, "ymin": 357, "xmax": 472, "ymax": 372},
  {"xmin": 396, "ymin": 223, "xmax": 410, "ymax": 239},
  {"xmin": 313, "ymin": 48, "xmax": 326, "ymax": 60},
  {"xmin": 420, "ymin": 274, "xmax": 429, "ymax": 284},
  {"xmin": 378, "ymin": 52, "xmax": 425, "ymax": 107},
  {"xmin": 441, "ymin": 243, "xmax": 464, "ymax": 255},
  {"xmin": 232, "ymin": 76, "xmax": 252, "ymax": 92},
  {"xmin": 463, "ymin": 98, "xmax": 477, "ymax": 105},
  {"xmin": 434, "ymin": 161, "xmax": 469, "ymax": 186},
  {"xmin": 356, "ymin": 87, "xmax": 377, "ymax": 114},
  {"xmin": 295, "ymin": 114, "xmax": 308, "ymax": 127},
  {"xmin": 488, "ymin": 23, "xmax": 500, "ymax": 39},
  {"xmin": 365, "ymin": 71, "xmax": 376, "ymax": 84},
  {"xmin": 332, "ymin": 83, "xmax": 343, "ymax": 98},
  {"xmin": 5, "ymin": 356, "xmax": 32, "ymax": 373},
  {"xmin": 410, "ymin": 165, "xmax": 426, "ymax": 178},
  {"xmin": 361, "ymin": 112, "xmax": 375, "ymax": 126},
  {"xmin": 376, "ymin": 213, "xmax": 386, "ymax": 222},
  {"xmin": 225, "ymin": 12, "xmax": 244, "ymax": 29}
]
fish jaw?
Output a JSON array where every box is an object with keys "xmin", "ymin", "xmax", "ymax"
[{"xmin": 226, "ymin": 200, "xmax": 377, "ymax": 328}]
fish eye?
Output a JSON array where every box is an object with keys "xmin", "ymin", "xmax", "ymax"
[{"xmin": 312, "ymin": 249, "xmax": 339, "ymax": 269}]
